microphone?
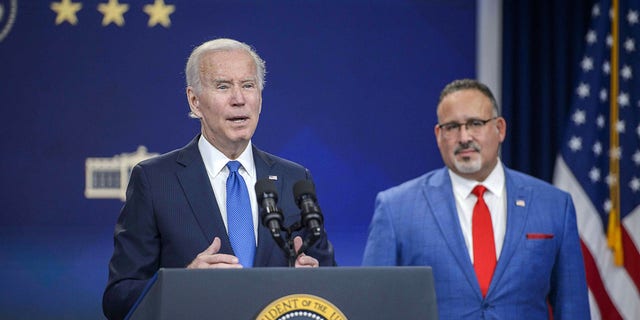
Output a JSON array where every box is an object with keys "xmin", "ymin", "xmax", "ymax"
[
  {"xmin": 255, "ymin": 178, "xmax": 284, "ymax": 236},
  {"xmin": 293, "ymin": 180, "xmax": 324, "ymax": 238}
]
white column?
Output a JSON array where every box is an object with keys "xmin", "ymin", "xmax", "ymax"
[{"xmin": 477, "ymin": 0, "xmax": 503, "ymax": 111}]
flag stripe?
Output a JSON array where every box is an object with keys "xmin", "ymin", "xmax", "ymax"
[
  {"xmin": 581, "ymin": 240, "xmax": 623, "ymax": 320},
  {"xmin": 622, "ymin": 225, "xmax": 640, "ymax": 290}
]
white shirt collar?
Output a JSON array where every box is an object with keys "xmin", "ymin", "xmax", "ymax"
[
  {"xmin": 448, "ymin": 159, "xmax": 505, "ymax": 199},
  {"xmin": 198, "ymin": 135, "xmax": 256, "ymax": 178}
]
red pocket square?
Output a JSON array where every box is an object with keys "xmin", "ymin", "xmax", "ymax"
[{"xmin": 526, "ymin": 233, "xmax": 554, "ymax": 239}]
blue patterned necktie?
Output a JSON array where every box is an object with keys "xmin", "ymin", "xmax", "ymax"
[{"xmin": 225, "ymin": 160, "xmax": 255, "ymax": 267}]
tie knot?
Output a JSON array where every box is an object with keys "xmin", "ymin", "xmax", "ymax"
[
  {"xmin": 227, "ymin": 160, "xmax": 241, "ymax": 173},
  {"xmin": 472, "ymin": 185, "xmax": 487, "ymax": 197}
]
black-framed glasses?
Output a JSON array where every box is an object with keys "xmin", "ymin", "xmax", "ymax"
[{"xmin": 437, "ymin": 117, "xmax": 497, "ymax": 138}]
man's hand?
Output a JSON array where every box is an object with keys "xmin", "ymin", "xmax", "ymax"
[
  {"xmin": 293, "ymin": 236, "xmax": 319, "ymax": 268},
  {"xmin": 187, "ymin": 237, "xmax": 243, "ymax": 269}
]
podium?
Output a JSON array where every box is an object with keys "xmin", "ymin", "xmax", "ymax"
[{"xmin": 127, "ymin": 267, "xmax": 437, "ymax": 319}]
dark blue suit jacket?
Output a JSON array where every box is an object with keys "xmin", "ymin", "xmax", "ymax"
[
  {"xmin": 103, "ymin": 136, "xmax": 335, "ymax": 319},
  {"xmin": 362, "ymin": 166, "xmax": 590, "ymax": 319}
]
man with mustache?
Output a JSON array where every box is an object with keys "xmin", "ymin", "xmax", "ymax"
[{"xmin": 362, "ymin": 79, "xmax": 589, "ymax": 319}]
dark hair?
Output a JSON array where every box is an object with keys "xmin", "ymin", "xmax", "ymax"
[{"xmin": 439, "ymin": 79, "xmax": 499, "ymax": 116}]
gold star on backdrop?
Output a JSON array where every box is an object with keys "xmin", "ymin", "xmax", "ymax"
[
  {"xmin": 50, "ymin": 0, "xmax": 83, "ymax": 25},
  {"xmin": 143, "ymin": 0, "xmax": 175, "ymax": 28},
  {"xmin": 98, "ymin": 0, "xmax": 129, "ymax": 27}
]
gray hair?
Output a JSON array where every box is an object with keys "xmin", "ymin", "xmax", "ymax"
[
  {"xmin": 185, "ymin": 38, "xmax": 266, "ymax": 90},
  {"xmin": 438, "ymin": 79, "xmax": 499, "ymax": 116}
]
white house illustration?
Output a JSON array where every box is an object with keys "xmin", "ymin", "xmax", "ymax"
[{"xmin": 85, "ymin": 146, "xmax": 158, "ymax": 201}]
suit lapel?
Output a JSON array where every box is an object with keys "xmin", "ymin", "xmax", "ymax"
[
  {"xmin": 425, "ymin": 168, "xmax": 481, "ymax": 293},
  {"xmin": 175, "ymin": 136, "xmax": 234, "ymax": 254},
  {"xmin": 488, "ymin": 168, "xmax": 530, "ymax": 295},
  {"xmin": 252, "ymin": 146, "xmax": 279, "ymax": 266}
]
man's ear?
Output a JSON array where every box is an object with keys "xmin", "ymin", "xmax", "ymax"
[
  {"xmin": 186, "ymin": 87, "xmax": 201, "ymax": 118},
  {"xmin": 434, "ymin": 123, "xmax": 445, "ymax": 149},
  {"xmin": 496, "ymin": 117, "xmax": 507, "ymax": 142}
]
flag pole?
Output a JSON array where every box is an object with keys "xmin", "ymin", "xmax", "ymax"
[{"xmin": 607, "ymin": 0, "xmax": 623, "ymax": 267}]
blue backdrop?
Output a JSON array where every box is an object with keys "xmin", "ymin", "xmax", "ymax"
[{"xmin": 0, "ymin": 1, "xmax": 475, "ymax": 318}]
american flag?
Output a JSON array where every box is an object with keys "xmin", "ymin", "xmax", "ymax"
[{"xmin": 553, "ymin": 0, "xmax": 640, "ymax": 319}]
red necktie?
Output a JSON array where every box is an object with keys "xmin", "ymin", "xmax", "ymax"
[{"xmin": 472, "ymin": 185, "xmax": 496, "ymax": 297}]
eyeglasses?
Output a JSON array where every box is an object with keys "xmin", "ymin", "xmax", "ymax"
[{"xmin": 437, "ymin": 117, "xmax": 497, "ymax": 138}]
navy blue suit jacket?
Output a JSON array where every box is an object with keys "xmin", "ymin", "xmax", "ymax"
[
  {"xmin": 362, "ymin": 166, "xmax": 590, "ymax": 319},
  {"xmin": 103, "ymin": 136, "xmax": 335, "ymax": 319}
]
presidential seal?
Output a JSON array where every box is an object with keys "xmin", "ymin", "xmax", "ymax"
[
  {"xmin": 0, "ymin": 0, "xmax": 16, "ymax": 43},
  {"xmin": 256, "ymin": 294, "xmax": 348, "ymax": 320}
]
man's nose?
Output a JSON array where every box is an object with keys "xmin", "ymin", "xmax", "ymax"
[
  {"xmin": 230, "ymin": 86, "xmax": 245, "ymax": 105},
  {"xmin": 458, "ymin": 124, "xmax": 473, "ymax": 141}
]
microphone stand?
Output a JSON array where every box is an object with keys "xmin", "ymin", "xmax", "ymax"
[
  {"xmin": 273, "ymin": 221, "xmax": 320, "ymax": 267},
  {"xmin": 256, "ymin": 178, "xmax": 324, "ymax": 267}
]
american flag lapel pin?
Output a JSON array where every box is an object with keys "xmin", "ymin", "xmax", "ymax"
[
  {"xmin": 516, "ymin": 200, "xmax": 526, "ymax": 207},
  {"xmin": 268, "ymin": 175, "xmax": 278, "ymax": 181}
]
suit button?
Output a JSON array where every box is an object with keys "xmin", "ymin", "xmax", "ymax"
[{"xmin": 482, "ymin": 302, "xmax": 490, "ymax": 309}]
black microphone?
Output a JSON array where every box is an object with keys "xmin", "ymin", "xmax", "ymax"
[
  {"xmin": 255, "ymin": 178, "xmax": 284, "ymax": 236},
  {"xmin": 293, "ymin": 180, "xmax": 324, "ymax": 238}
]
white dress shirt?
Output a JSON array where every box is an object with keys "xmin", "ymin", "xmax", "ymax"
[
  {"xmin": 198, "ymin": 135, "xmax": 258, "ymax": 245},
  {"xmin": 448, "ymin": 160, "xmax": 507, "ymax": 263}
]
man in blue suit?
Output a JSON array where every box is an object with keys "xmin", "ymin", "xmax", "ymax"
[
  {"xmin": 103, "ymin": 38, "xmax": 335, "ymax": 320},
  {"xmin": 362, "ymin": 79, "xmax": 589, "ymax": 319}
]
